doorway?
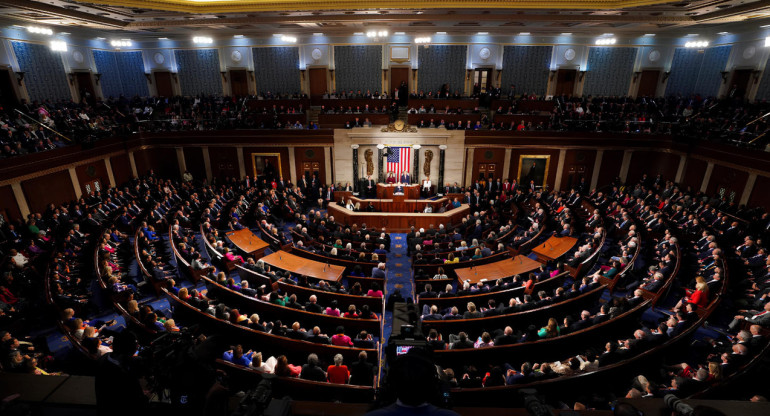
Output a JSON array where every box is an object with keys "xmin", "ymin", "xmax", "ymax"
[
  {"xmin": 308, "ymin": 68, "xmax": 327, "ymax": 98},
  {"xmin": 230, "ymin": 70, "xmax": 249, "ymax": 97},
  {"xmin": 391, "ymin": 67, "xmax": 409, "ymax": 96},
  {"xmin": 75, "ymin": 72, "xmax": 96, "ymax": 104},
  {"xmin": 154, "ymin": 71, "xmax": 174, "ymax": 97},
  {"xmin": 637, "ymin": 70, "xmax": 660, "ymax": 98},
  {"xmin": 729, "ymin": 69, "xmax": 753, "ymax": 100},
  {"xmin": 472, "ymin": 69, "xmax": 492, "ymax": 94},
  {"xmin": 555, "ymin": 69, "xmax": 577, "ymax": 96},
  {"xmin": 0, "ymin": 69, "xmax": 19, "ymax": 110}
]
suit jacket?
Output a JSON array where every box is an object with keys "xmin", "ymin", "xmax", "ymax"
[{"xmin": 349, "ymin": 360, "xmax": 375, "ymax": 386}]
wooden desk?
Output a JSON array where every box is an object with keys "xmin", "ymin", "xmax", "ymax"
[
  {"xmin": 261, "ymin": 250, "xmax": 345, "ymax": 282},
  {"xmin": 328, "ymin": 203, "xmax": 470, "ymax": 232},
  {"xmin": 408, "ymin": 98, "xmax": 480, "ymax": 110},
  {"xmin": 333, "ymin": 196, "xmax": 449, "ymax": 213},
  {"xmin": 318, "ymin": 113, "xmax": 390, "ymax": 128},
  {"xmin": 531, "ymin": 236, "xmax": 578, "ymax": 263},
  {"xmin": 225, "ymin": 228, "xmax": 269, "ymax": 259},
  {"xmin": 377, "ymin": 183, "xmax": 419, "ymax": 199},
  {"xmin": 455, "ymin": 256, "xmax": 541, "ymax": 284}
]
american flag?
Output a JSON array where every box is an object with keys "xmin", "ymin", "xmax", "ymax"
[{"xmin": 386, "ymin": 147, "xmax": 411, "ymax": 176}]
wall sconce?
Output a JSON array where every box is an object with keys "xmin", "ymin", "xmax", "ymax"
[
  {"xmin": 578, "ymin": 71, "xmax": 587, "ymax": 81},
  {"xmin": 329, "ymin": 69, "xmax": 334, "ymax": 82},
  {"xmin": 248, "ymin": 70, "xmax": 255, "ymax": 82},
  {"xmin": 720, "ymin": 71, "xmax": 729, "ymax": 83},
  {"xmin": 67, "ymin": 73, "xmax": 75, "ymax": 86},
  {"xmin": 144, "ymin": 73, "xmax": 153, "ymax": 84},
  {"xmin": 662, "ymin": 72, "xmax": 670, "ymax": 83},
  {"xmin": 220, "ymin": 71, "xmax": 227, "ymax": 82},
  {"xmin": 15, "ymin": 71, "xmax": 24, "ymax": 85},
  {"xmin": 632, "ymin": 71, "xmax": 641, "ymax": 82},
  {"xmin": 94, "ymin": 73, "xmax": 102, "ymax": 85}
]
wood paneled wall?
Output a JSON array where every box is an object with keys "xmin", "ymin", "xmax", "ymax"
[
  {"xmin": 21, "ymin": 171, "xmax": 75, "ymax": 215},
  {"xmin": 0, "ymin": 185, "xmax": 21, "ymax": 222}
]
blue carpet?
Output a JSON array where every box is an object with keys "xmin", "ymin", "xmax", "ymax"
[{"xmin": 383, "ymin": 233, "xmax": 412, "ymax": 343}]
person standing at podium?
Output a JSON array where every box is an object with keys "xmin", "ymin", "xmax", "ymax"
[
  {"xmin": 400, "ymin": 171, "xmax": 411, "ymax": 184},
  {"xmin": 422, "ymin": 176, "xmax": 432, "ymax": 198},
  {"xmin": 394, "ymin": 182, "xmax": 405, "ymax": 195}
]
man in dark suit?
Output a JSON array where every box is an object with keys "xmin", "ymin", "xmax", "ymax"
[
  {"xmin": 400, "ymin": 171, "xmax": 411, "ymax": 184},
  {"xmin": 300, "ymin": 353, "xmax": 327, "ymax": 381},
  {"xmin": 306, "ymin": 327, "xmax": 330, "ymax": 344},
  {"xmin": 570, "ymin": 310, "xmax": 593, "ymax": 332},
  {"xmin": 449, "ymin": 332, "xmax": 474, "ymax": 349},
  {"xmin": 426, "ymin": 329, "xmax": 447, "ymax": 350},
  {"xmin": 305, "ymin": 295, "xmax": 324, "ymax": 313},
  {"xmin": 418, "ymin": 284, "xmax": 437, "ymax": 299},
  {"xmin": 494, "ymin": 326, "xmax": 518, "ymax": 345},
  {"xmin": 349, "ymin": 351, "xmax": 375, "ymax": 386},
  {"xmin": 286, "ymin": 322, "xmax": 308, "ymax": 340}
]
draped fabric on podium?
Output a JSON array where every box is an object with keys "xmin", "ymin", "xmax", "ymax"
[{"xmin": 386, "ymin": 147, "xmax": 411, "ymax": 174}]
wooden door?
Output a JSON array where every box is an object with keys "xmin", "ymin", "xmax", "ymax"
[
  {"xmin": 75, "ymin": 72, "xmax": 95, "ymax": 103},
  {"xmin": 154, "ymin": 71, "xmax": 174, "ymax": 97},
  {"xmin": 391, "ymin": 67, "xmax": 409, "ymax": 95},
  {"xmin": 308, "ymin": 68, "xmax": 327, "ymax": 98},
  {"xmin": 82, "ymin": 179, "xmax": 102, "ymax": 196},
  {"xmin": 729, "ymin": 69, "xmax": 752, "ymax": 99},
  {"xmin": 230, "ymin": 70, "xmax": 249, "ymax": 97},
  {"xmin": 0, "ymin": 69, "xmax": 18, "ymax": 109},
  {"xmin": 555, "ymin": 69, "xmax": 577, "ymax": 96},
  {"xmin": 473, "ymin": 69, "xmax": 492, "ymax": 93},
  {"xmin": 637, "ymin": 70, "xmax": 660, "ymax": 98}
]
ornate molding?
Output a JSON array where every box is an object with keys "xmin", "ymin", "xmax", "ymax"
[{"xmin": 381, "ymin": 122, "xmax": 418, "ymax": 133}]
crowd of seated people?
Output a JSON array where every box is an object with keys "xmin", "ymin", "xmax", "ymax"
[{"xmin": 221, "ymin": 347, "xmax": 376, "ymax": 387}]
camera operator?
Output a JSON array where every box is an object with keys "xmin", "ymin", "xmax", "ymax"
[
  {"xmin": 95, "ymin": 331, "xmax": 148, "ymax": 416},
  {"xmin": 365, "ymin": 348, "xmax": 459, "ymax": 416}
]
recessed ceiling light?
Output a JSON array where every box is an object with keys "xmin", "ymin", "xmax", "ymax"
[
  {"xmin": 686, "ymin": 33, "xmax": 698, "ymax": 37},
  {"xmin": 643, "ymin": 34, "xmax": 655, "ymax": 37},
  {"xmin": 60, "ymin": 32, "xmax": 70, "ymax": 35},
  {"xmin": 477, "ymin": 32, "xmax": 489, "ymax": 35},
  {"xmin": 395, "ymin": 32, "xmax": 405, "ymax": 35},
  {"xmin": 436, "ymin": 31, "xmax": 447, "ymax": 35},
  {"xmin": 519, "ymin": 32, "xmax": 531, "ymax": 35},
  {"xmin": 353, "ymin": 32, "xmax": 364, "ymax": 36},
  {"xmin": 96, "ymin": 37, "xmax": 106, "ymax": 40},
  {"xmin": 602, "ymin": 33, "xmax": 614, "ymax": 36},
  {"xmin": 717, "ymin": 32, "xmax": 729, "ymax": 35},
  {"xmin": 561, "ymin": 33, "xmax": 572, "ymax": 35},
  {"xmin": 233, "ymin": 34, "xmax": 244, "ymax": 38},
  {"xmin": 273, "ymin": 34, "xmax": 282, "ymax": 37},
  {"xmin": 761, "ymin": 24, "xmax": 770, "ymax": 28},
  {"xmin": 313, "ymin": 32, "xmax": 324, "ymax": 36}
]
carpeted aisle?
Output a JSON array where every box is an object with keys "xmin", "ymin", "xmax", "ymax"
[{"xmin": 382, "ymin": 233, "xmax": 413, "ymax": 343}]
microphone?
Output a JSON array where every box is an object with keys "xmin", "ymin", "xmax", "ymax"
[
  {"xmin": 519, "ymin": 256, "xmax": 523, "ymax": 265},
  {"xmin": 546, "ymin": 240, "xmax": 554, "ymax": 250}
]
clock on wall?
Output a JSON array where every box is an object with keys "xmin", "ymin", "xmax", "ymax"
[
  {"xmin": 311, "ymin": 48, "xmax": 323, "ymax": 60},
  {"xmin": 564, "ymin": 48, "xmax": 576, "ymax": 61},
  {"xmin": 153, "ymin": 52, "xmax": 165, "ymax": 65},
  {"xmin": 743, "ymin": 46, "xmax": 756, "ymax": 60}
]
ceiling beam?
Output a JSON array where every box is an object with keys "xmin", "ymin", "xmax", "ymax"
[{"xmin": 0, "ymin": 0, "xmax": 127, "ymax": 28}]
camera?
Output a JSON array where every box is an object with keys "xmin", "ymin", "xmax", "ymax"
[{"xmin": 664, "ymin": 394, "xmax": 695, "ymax": 416}]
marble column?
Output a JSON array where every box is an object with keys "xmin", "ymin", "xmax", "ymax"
[
  {"xmin": 412, "ymin": 145, "xmax": 420, "ymax": 183},
  {"xmin": 377, "ymin": 146, "xmax": 384, "ymax": 183},
  {"xmin": 438, "ymin": 145, "xmax": 446, "ymax": 191},
  {"xmin": 352, "ymin": 145, "xmax": 360, "ymax": 193}
]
